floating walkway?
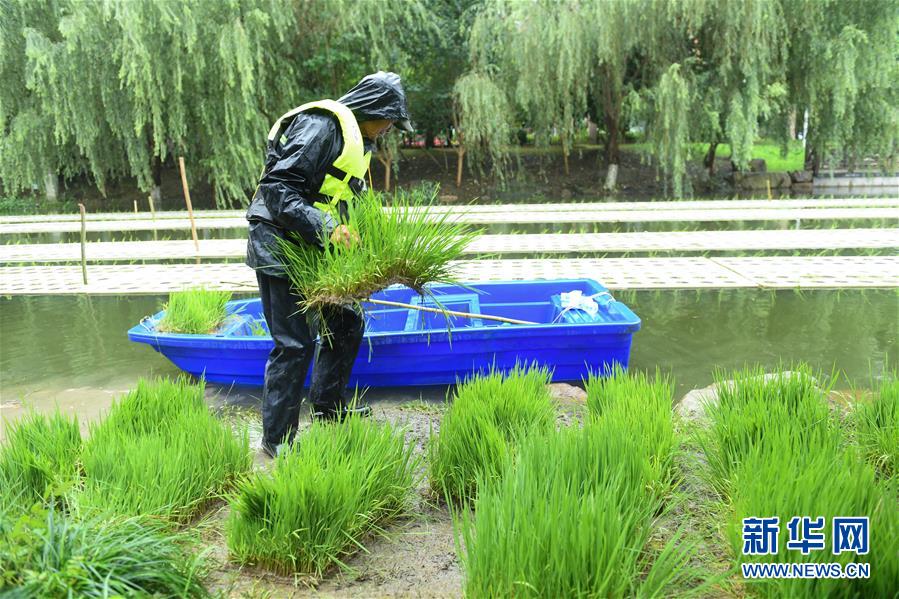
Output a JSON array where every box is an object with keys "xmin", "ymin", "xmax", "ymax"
[
  {"xmin": 3, "ymin": 228, "xmax": 897, "ymax": 264},
  {"xmin": 2, "ymin": 197, "xmax": 897, "ymax": 223},
  {"xmin": 2, "ymin": 256, "xmax": 897, "ymax": 295},
  {"xmin": 2, "ymin": 207, "xmax": 897, "ymax": 234}
]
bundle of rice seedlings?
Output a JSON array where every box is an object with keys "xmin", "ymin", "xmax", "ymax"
[
  {"xmin": 726, "ymin": 429, "xmax": 898, "ymax": 598},
  {"xmin": 157, "ymin": 288, "xmax": 232, "ymax": 334},
  {"xmin": 585, "ymin": 365, "xmax": 678, "ymax": 493},
  {"xmin": 429, "ymin": 364, "xmax": 555, "ymax": 503},
  {"xmin": 79, "ymin": 377, "xmax": 250, "ymax": 522},
  {"xmin": 852, "ymin": 373, "xmax": 898, "ymax": 479},
  {"xmin": 0, "ymin": 411, "xmax": 81, "ymax": 510},
  {"xmin": 277, "ymin": 188, "xmax": 478, "ymax": 322},
  {"xmin": 459, "ymin": 421, "xmax": 695, "ymax": 598},
  {"xmin": 0, "ymin": 506, "xmax": 209, "ymax": 598},
  {"xmin": 696, "ymin": 365, "xmax": 835, "ymax": 497},
  {"xmin": 226, "ymin": 415, "xmax": 417, "ymax": 578}
]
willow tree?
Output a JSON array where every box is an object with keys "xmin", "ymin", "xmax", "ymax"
[
  {"xmin": 4, "ymin": 0, "xmax": 296, "ymax": 207},
  {"xmin": 453, "ymin": 70, "xmax": 514, "ymax": 187},
  {"xmin": 781, "ymin": 0, "xmax": 897, "ymax": 174}
]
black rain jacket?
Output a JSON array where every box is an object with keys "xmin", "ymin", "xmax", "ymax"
[{"xmin": 246, "ymin": 72, "xmax": 411, "ymax": 278}]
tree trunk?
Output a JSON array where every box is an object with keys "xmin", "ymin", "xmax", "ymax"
[
  {"xmin": 377, "ymin": 155, "xmax": 392, "ymax": 192},
  {"xmin": 456, "ymin": 147, "xmax": 465, "ymax": 188},
  {"xmin": 425, "ymin": 129, "xmax": 434, "ymax": 149},
  {"xmin": 151, "ymin": 156, "xmax": 163, "ymax": 209},
  {"xmin": 587, "ymin": 118, "xmax": 598, "ymax": 144},
  {"xmin": 44, "ymin": 171, "xmax": 59, "ymax": 202},
  {"xmin": 804, "ymin": 145, "xmax": 820, "ymax": 176},
  {"xmin": 561, "ymin": 133, "xmax": 570, "ymax": 176},
  {"xmin": 704, "ymin": 142, "xmax": 718, "ymax": 177},
  {"xmin": 601, "ymin": 79, "xmax": 621, "ymax": 191}
]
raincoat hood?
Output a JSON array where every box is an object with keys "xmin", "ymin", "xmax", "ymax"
[{"xmin": 338, "ymin": 71, "xmax": 414, "ymax": 132}]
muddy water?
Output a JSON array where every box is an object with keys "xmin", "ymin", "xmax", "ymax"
[{"xmin": 1, "ymin": 290, "xmax": 896, "ymax": 435}]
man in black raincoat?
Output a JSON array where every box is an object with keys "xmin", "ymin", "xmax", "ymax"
[{"xmin": 246, "ymin": 72, "xmax": 414, "ymax": 457}]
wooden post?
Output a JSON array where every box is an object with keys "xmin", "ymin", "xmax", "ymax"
[
  {"xmin": 133, "ymin": 200, "xmax": 138, "ymax": 213},
  {"xmin": 78, "ymin": 203, "xmax": 88, "ymax": 285},
  {"xmin": 178, "ymin": 156, "xmax": 200, "ymax": 252},
  {"xmin": 766, "ymin": 178, "xmax": 773, "ymax": 200}
]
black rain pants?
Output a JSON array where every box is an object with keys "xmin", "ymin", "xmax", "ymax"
[{"xmin": 256, "ymin": 271, "xmax": 365, "ymax": 446}]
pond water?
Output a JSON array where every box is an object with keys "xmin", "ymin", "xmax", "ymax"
[{"xmin": 2, "ymin": 289, "xmax": 895, "ymax": 436}]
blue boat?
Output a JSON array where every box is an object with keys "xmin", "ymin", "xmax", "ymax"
[{"xmin": 127, "ymin": 279, "xmax": 640, "ymax": 387}]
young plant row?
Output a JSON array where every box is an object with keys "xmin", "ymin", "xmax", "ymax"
[
  {"xmin": 0, "ymin": 377, "xmax": 249, "ymax": 596},
  {"xmin": 697, "ymin": 365, "xmax": 898, "ymax": 598},
  {"xmin": 430, "ymin": 364, "xmax": 697, "ymax": 597}
]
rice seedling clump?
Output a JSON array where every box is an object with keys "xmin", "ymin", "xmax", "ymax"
[
  {"xmin": 852, "ymin": 372, "xmax": 898, "ymax": 480},
  {"xmin": 79, "ymin": 377, "xmax": 251, "ymax": 522},
  {"xmin": 157, "ymin": 288, "xmax": 232, "ymax": 334},
  {"xmin": 429, "ymin": 364, "xmax": 555, "ymax": 503},
  {"xmin": 226, "ymin": 415, "xmax": 417, "ymax": 578},
  {"xmin": 459, "ymin": 419, "xmax": 692, "ymax": 597},
  {"xmin": 0, "ymin": 506, "xmax": 209, "ymax": 598},
  {"xmin": 0, "ymin": 411, "xmax": 81, "ymax": 511},
  {"xmin": 277, "ymin": 188, "xmax": 478, "ymax": 319},
  {"xmin": 696, "ymin": 364, "xmax": 834, "ymax": 497},
  {"xmin": 585, "ymin": 365, "xmax": 678, "ymax": 492},
  {"xmin": 699, "ymin": 366, "xmax": 899, "ymax": 598}
]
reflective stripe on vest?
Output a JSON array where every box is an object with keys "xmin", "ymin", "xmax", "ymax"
[{"xmin": 267, "ymin": 99, "xmax": 371, "ymax": 216}]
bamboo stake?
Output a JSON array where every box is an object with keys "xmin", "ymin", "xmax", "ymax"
[
  {"xmin": 178, "ymin": 156, "xmax": 200, "ymax": 252},
  {"xmin": 366, "ymin": 298, "xmax": 536, "ymax": 325},
  {"xmin": 78, "ymin": 203, "xmax": 87, "ymax": 285},
  {"xmin": 133, "ymin": 200, "xmax": 138, "ymax": 212}
]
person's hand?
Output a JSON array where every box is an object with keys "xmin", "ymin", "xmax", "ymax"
[{"xmin": 329, "ymin": 224, "xmax": 359, "ymax": 248}]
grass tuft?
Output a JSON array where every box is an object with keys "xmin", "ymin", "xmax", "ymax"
[
  {"xmin": 852, "ymin": 372, "xmax": 898, "ymax": 480},
  {"xmin": 0, "ymin": 411, "xmax": 81, "ymax": 511},
  {"xmin": 696, "ymin": 365, "xmax": 834, "ymax": 498},
  {"xmin": 0, "ymin": 505, "xmax": 209, "ymax": 598},
  {"xmin": 459, "ymin": 371, "xmax": 694, "ymax": 597},
  {"xmin": 226, "ymin": 415, "xmax": 417, "ymax": 578},
  {"xmin": 428, "ymin": 364, "xmax": 555, "ymax": 503},
  {"xmin": 79, "ymin": 377, "xmax": 251, "ymax": 522},
  {"xmin": 277, "ymin": 188, "xmax": 478, "ymax": 328},
  {"xmin": 157, "ymin": 288, "xmax": 232, "ymax": 334}
]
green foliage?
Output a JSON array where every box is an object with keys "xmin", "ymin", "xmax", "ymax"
[
  {"xmin": 157, "ymin": 288, "xmax": 232, "ymax": 334},
  {"xmin": 453, "ymin": 70, "xmax": 515, "ymax": 181},
  {"xmin": 585, "ymin": 365, "xmax": 677, "ymax": 492},
  {"xmin": 0, "ymin": 506, "xmax": 209, "ymax": 598},
  {"xmin": 278, "ymin": 188, "xmax": 477, "ymax": 320},
  {"xmin": 651, "ymin": 64, "xmax": 693, "ymax": 196},
  {"xmin": 699, "ymin": 365, "xmax": 899, "ymax": 598},
  {"xmin": 458, "ymin": 395, "xmax": 693, "ymax": 597},
  {"xmin": 226, "ymin": 415, "xmax": 417, "ymax": 577},
  {"xmin": 0, "ymin": 411, "xmax": 81, "ymax": 510},
  {"xmin": 852, "ymin": 373, "xmax": 898, "ymax": 480},
  {"xmin": 79, "ymin": 377, "xmax": 251, "ymax": 522},
  {"xmin": 429, "ymin": 364, "xmax": 555, "ymax": 503},
  {"xmin": 696, "ymin": 365, "xmax": 835, "ymax": 498}
]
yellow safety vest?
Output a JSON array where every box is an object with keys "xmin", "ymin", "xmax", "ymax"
[{"xmin": 267, "ymin": 99, "xmax": 371, "ymax": 218}]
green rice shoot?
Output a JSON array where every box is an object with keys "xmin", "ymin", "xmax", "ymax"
[
  {"xmin": 695, "ymin": 364, "xmax": 835, "ymax": 498},
  {"xmin": 585, "ymin": 365, "xmax": 678, "ymax": 493},
  {"xmin": 277, "ymin": 187, "xmax": 479, "ymax": 327},
  {"xmin": 79, "ymin": 377, "xmax": 251, "ymax": 522},
  {"xmin": 458, "ymin": 419, "xmax": 694, "ymax": 597},
  {"xmin": 429, "ymin": 364, "xmax": 555, "ymax": 503},
  {"xmin": 851, "ymin": 372, "xmax": 898, "ymax": 480},
  {"xmin": 226, "ymin": 414, "xmax": 417, "ymax": 578},
  {"xmin": 0, "ymin": 410, "xmax": 81, "ymax": 511},
  {"xmin": 0, "ymin": 506, "xmax": 209, "ymax": 598},
  {"xmin": 157, "ymin": 288, "xmax": 232, "ymax": 334}
]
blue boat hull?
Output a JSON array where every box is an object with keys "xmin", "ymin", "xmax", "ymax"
[{"xmin": 127, "ymin": 279, "xmax": 640, "ymax": 387}]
